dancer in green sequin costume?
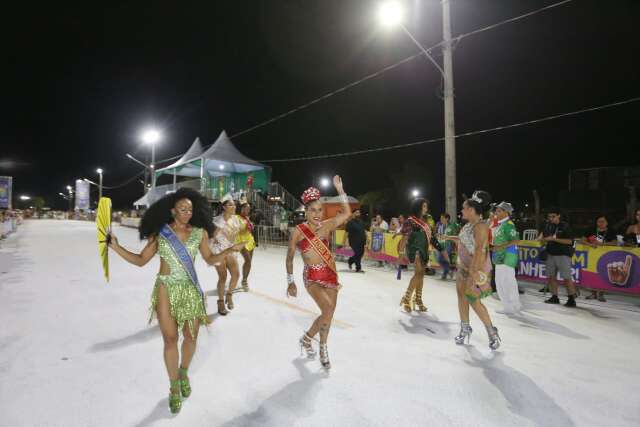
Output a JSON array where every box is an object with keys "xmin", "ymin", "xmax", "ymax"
[
  {"xmin": 109, "ymin": 188, "xmax": 243, "ymax": 414},
  {"xmin": 398, "ymin": 198, "xmax": 445, "ymax": 313}
]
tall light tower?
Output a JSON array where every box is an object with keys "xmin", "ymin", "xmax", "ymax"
[
  {"xmin": 378, "ymin": 1, "xmax": 458, "ymax": 215},
  {"xmin": 66, "ymin": 185, "xmax": 74, "ymax": 211},
  {"xmin": 141, "ymin": 128, "xmax": 162, "ymax": 191},
  {"xmin": 96, "ymin": 168, "xmax": 103, "ymax": 199}
]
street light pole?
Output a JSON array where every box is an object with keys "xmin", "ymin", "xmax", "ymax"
[
  {"xmin": 378, "ymin": 1, "xmax": 458, "ymax": 215},
  {"xmin": 96, "ymin": 168, "xmax": 103, "ymax": 199},
  {"xmin": 140, "ymin": 128, "xmax": 162, "ymax": 193},
  {"xmin": 442, "ymin": 0, "xmax": 457, "ymax": 217},
  {"xmin": 66, "ymin": 186, "xmax": 74, "ymax": 212},
  {"xmin": 151, "ymin": 143, "xmax": 156, "ymax": 191}
]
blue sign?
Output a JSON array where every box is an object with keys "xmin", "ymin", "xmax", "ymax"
[
  {"xmin": 75, "ymin": 180, "xmax": 90, "ymax": 210},
  {"xmin": 0, "ymin": 176, "xmax": 12, "ymax": 209},
  {"xmin": 517, "ymin": 245, "xmax": 588, "ymax": 283}
]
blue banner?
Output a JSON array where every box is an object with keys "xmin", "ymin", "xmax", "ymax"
[
  {"xmin": 75, "ymin": 180, "xmax": 90, "ymax": 210},
  {"xmin": 0, "ymin": 176, "xmax": 12, "ymax": 209},
  {"xmin": 517, "ymin": 245, "xmax": 588, "ymax": 283}
]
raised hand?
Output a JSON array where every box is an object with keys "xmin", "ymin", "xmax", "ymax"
[
  {"xmin": 333, "ymin": 175, "xmax": 344, "ymax": 193},
  {"xmin": 607, "ymin": 255, "xmax": 632, "ymax": 286}
]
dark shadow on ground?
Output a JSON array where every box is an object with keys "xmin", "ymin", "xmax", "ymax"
[
  {"xmin": 219, "ymin": 358, "xmax": 325, "ymax": 427},
  {"xmin": 465, "ymin": 347, "xmax": 575, "ymax": 427},
  {"xmin": 398, "ymin": 314, "xmax": 458, "ymax": 340},
  {"xmin": 504, "ymin": 312, "xmax": 590, "ymax": 340},
  {"xmin": 132, "ymin": 398, "xmax": 176, "ymax": 427},
  {"xmin": 88, "ymin": 313, "xmax": 221, "ymax": 352}
]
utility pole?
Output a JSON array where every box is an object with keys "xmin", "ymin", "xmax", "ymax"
[
  {"xmin": 96, "ymin": 169, "xmax": 103, "ymax": 199},
  {"xmin": 442, "ymin": 0, "xmax": 457, "ymax": 217},
  {"xmin": 144, "ymin": 153, "xmax": 149, "ymax": 193}
]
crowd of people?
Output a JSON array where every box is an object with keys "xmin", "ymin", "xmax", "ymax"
[
  {"xmin": 343, "ymin": 202, "xmax": 640, "ymax": 311},
  {"xmin": 66, "ymin": 180, "xmax": 640, "ymax": 415},
  {"xmin": 0, "ymin": 209, "xmax": 21, "ymax": 240}
]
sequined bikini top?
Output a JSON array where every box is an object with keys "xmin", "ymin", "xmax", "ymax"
[
  {"xmin": 157, "ymin": 227, "xmax": 203, "ymax": 280},
  {"xmin": 297, "ymin": 236, "xmax": 330, "ymax": 253},
  {"xmin": 459, "ymin": 222, "xmax": 478, "ymax": 255}
]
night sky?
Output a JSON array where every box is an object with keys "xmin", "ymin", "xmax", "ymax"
[{"xmin": 5, "ymin": 0, "xmax": 639, "ymax": 216}]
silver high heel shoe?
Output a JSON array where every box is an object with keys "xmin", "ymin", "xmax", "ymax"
[
  {"xmin": 319, "ymin": 343, "xmax": 331, "ymax": 370},
  {"xmin": 454, "ymin": 322, "xmax": 473, "ymax": 345},
  {"xmin": 487, "ymin": 326, "xmax": 501, "ymax": 350},
  {"xmin": 299, "ymin": 332, "xmax": 317, "ymax": 359}
]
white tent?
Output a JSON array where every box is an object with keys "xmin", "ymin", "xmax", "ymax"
[{"xmin": 155, "ymin": 131, "xmax": 268, "ymax": 180}]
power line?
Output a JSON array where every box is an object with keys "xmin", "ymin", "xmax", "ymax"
[
  {"xmin": 227, "ymin": 52, "xmax": 425, "ymax": 140},
  {"xmin": 156, "ymin": 0, "xmax": 577, "ymax": 165},
  {"xmin": 258, "ymin": 97, "xmax": 640, "ymax": 162},
  {"xmin": 226, "ymin": 0, "xmax": 576, "ymax": 141},
  {"xmin": 454, "ymin": 0, "xmax": 574, "ymax": 42},
  {"xmin": 85, "ymin": 170, "xmax": 145, "ymax": 190}
]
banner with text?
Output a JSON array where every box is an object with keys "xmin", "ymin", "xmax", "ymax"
[
  {"xmin": 335, "ymin": 230, "xmax": 640, "ymax": 295},
  {"xmin": 0, "ymin": 176, "xmax": 12, "ymax": 209}
]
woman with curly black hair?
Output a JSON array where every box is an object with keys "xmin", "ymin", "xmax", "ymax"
[
  {"xmin": 397, "ymin": 198, "xmax": 445, "ymax": 312},
  {"xmin": 445, "ymin": 190, "xmax": 501, "ymax": 350},
  {"xmin": 108, "ymin": 188, "xmax": 243, "ymax": 414}
]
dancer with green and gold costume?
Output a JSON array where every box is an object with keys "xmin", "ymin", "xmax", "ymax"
[
  {"xmin": 109, "ymin": 188, "xmax": 243, "ymax": 414},
  {"xmin": 398, "ymin": 198, "xmax": 445, "ymax": 313}
]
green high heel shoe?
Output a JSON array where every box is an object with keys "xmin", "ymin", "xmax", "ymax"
[
  {"xmin": 178, "ymin": 367, "xmax": 191, "ymax": 398},
  {"xmin": 169, "ymin": 379, "xmax": 182, "ymax": 414}
]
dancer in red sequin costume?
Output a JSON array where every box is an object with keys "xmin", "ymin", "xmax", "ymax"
[{"xmin": 285, "ymin": 176, "xmax": 352, "ymax": 370}]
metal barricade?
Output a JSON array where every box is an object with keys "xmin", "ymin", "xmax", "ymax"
[{"xmin": 254, "ymin": 225, "xmax": 290, "ymax": 249}]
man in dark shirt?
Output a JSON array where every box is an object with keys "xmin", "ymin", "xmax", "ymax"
[
  {"xmin": 346, "ymin": 209, "xmax": 366, "ymax": 273},
  {"xmin": 539, "ymin": 208, "xmax": 578, "ymax": 307}
]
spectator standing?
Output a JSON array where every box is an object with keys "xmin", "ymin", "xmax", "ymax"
[
  {"xmin": 389, "ymin": 217, "xmax": 400, "ymax": 233},
  {"xmin": 372, "ymin": 214, "xmax": 389, "ymax": 232},
  {"xmin": 539, "ymin": 208, "xmax": 578, "ymax": 307},
  {"xmin": 346, "ymin": 209, "xmax": 366, "ymax": 273},
  {"xmin": 370, "ymin": 214, "xmax": 388, "ymax": 267},
  {"xmin": 624, "ymin": 208, "xmax": 640, "ymax": 247},
  {"xmin": 398, "ymin": 215, "xmax": 406, "ymax": 231},
  {"xmin": 436, "ymin": 213, "xmax": 459, "ymax": 280},
  {"xmin": 490, "ymin": 202, "xmax": 521, "ymax": 314},
  {"xmin": 580, "ymin": 214, "xmax": 617, "ymax": 302}
]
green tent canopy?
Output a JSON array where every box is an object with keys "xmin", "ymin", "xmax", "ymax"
[{"xmin": 154, "ymin": 131, "xmax": 271, "ymax": 200}]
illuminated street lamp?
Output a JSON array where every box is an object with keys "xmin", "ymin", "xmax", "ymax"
[
  {"xmin": 141, "ymin": 128, "xmax": 162, "ymax": 191},
  {"xmin": 378, "ymin": 0, "xmax": 457, "ymax": 216},
  {"xmin": 96, "ymin": 168, "xmax": 103, "ymax": 199}
]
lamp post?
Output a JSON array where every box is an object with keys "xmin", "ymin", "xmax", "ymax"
[
  {"xmin": 125, "ymin": 153, "xmax": 152, "ymax": 194},
  {"xmin": 141, "ymin": 128, "xmax": 162, "ymax": 191},
  {"xmin": 65, "ymin": 185, "xmax": 74, "ymax": 211},
  {"xmin": 18, "ymin": 195, "xmax": 30, "ymax": 209},
  {"xmin": 96, "ymin": 168, "xmax": 103, "ymax": 199},
  {"xmin": 378, "ymin": 1, "xmax": 457, "ymax": 216}
]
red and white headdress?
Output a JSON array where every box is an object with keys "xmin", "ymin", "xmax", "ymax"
[{"xmin": 301, "ymin": 187, "xmax": 321, "ymax": 205}]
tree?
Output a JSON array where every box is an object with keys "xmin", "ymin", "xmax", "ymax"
[
  {"xmin": 32, "ymin": 196, "xmax": 45, "ymax": 212},
  {"xmin": 357, "ymin": 190, "xmax": 390, "ymax": 220}
]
